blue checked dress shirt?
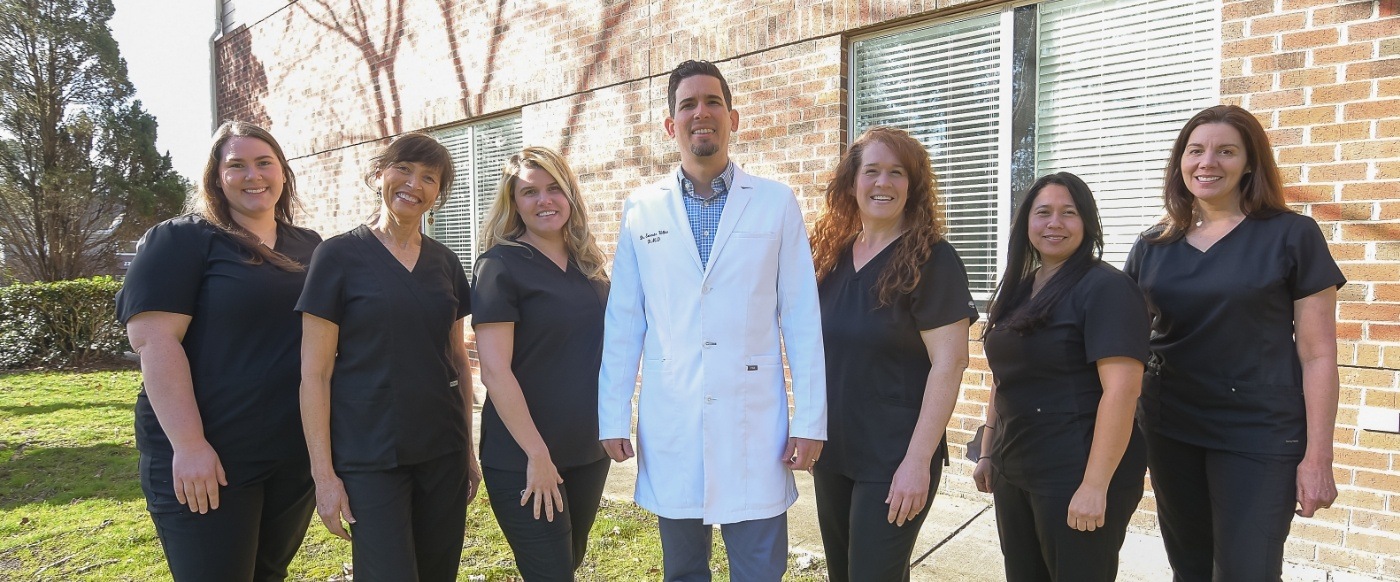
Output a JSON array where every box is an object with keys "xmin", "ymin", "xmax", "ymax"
[{"xmin": 677, "ymin": 162, "xmax": 735, "ymax": 269}]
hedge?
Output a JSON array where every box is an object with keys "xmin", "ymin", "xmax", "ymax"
[{"xmin": 0, "ymin": 277, "xmax": 127, "ymax": 369}]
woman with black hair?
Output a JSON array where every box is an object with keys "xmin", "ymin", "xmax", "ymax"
[{"xmin": 974, "ymin": 172, "xmax": 1150, "ymax": 581}]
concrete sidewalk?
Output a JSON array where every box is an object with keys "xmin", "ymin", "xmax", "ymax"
[{"xmin": 598, "ymin": 454, "xmax": 1384, "ymax": 581}]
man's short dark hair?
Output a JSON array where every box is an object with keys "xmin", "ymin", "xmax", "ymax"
[{"xmin": 667, "ymin": 60, "xmax": 733, "ymax": 116}]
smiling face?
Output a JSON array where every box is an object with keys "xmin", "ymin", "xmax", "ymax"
[
  {"xmin": 1027, "ymin": 183, "xmax": 1084, "ymax": 267},
  {"xmin": 853, "ymin": 140, "xmax": 909, "ymax": 226},
  {"xmin": 512, "ymin": 164, "xmax": 571, "ymax": 240},
  {"xmin": 665, "ymin": 74, "xmax": 739, "ymax": 161},
  {"xmin": 218, "ymin": 136, "xmax": 285, "ymax": 223},
  {"xmin": 1181, "ymin": 122, "xmax": 1250, "ymax": 208},
  {"xmin": 376, "ymin": 161, "xmax": 442, "ymax": 222}
]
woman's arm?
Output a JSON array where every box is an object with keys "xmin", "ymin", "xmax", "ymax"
[
  {"xmin": 300, "ymin": 313, "xmax": 353, "ymax": 541},
  {"xmin": 475, "ymin": 322, "xmax": 561, "ymax": 519},
  {"xmin": 1294, "ymin": 286, "xmax": 1339, "ymax": 518},
  {"xmin": 972, "ymin": 380, "xmax": 999, "ymax": 494},
  {"xmin": 450, "ymin": 317, "xmax": 482, "ymax": 505},
  {"xmin": 127, "ymin": 311, "xmax": 226, "ymax": 514},
  {"xmin": 887, "ymin": 318, "xmax": 971, "ymax": 526},
  {"xmin": 1066, "ymin": 356, "xmax": 1144, "ymax": 532}
]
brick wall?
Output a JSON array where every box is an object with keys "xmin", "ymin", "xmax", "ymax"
[
  {"xmin": 216, "ymin": 0, "xmax": 1400, "ymax": 576},
  {"xmin": 1220, "ymin": 0, "xmax": 1400, "ymax": 575}
]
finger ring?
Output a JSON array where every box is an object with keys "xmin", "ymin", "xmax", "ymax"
[{"xmin": 520, "ymin": 489, "xmax": 527, "ymax": 496}]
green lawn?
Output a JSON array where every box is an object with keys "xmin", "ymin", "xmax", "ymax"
[{"xmin": 0, "ymin": 370, "xmax": 827, "ymax": 581}]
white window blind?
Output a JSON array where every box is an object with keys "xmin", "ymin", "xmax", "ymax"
[
  {"xmin": 1035, "ymin": 0, "xmax": 1219, "ymax": 267},
  {"xmin": 852, "ymin": 12, "xmax": 1006, "ymax": 297},
  {"xmin": 429, "ymin": 114, "xmax": 522, "ymax": 272}
]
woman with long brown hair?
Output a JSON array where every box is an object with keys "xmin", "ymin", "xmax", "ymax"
[
  {"xmin": 810, "ymin": 126, "xmax": 976, "ymax": 581},
  {"xmin": 1125, "ymin": 105, "xmax": 1344, "ymax": 580},
  {"xmin": 118, "ymin": 121, "xmax": 320, "ymax": 581}
]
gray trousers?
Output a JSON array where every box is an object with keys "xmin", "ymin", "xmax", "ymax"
[{"xmin": 658, "ymin": 513, "xmax": 788, "ymax": 582}]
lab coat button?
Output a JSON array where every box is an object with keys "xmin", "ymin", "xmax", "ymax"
[
  {"xmin": 706, "ymin": 396, "xmax": 715, "ymax": 403},
  {"xmin": 704, "ymin": 341, "xmax": 716, "ymax": 348}
]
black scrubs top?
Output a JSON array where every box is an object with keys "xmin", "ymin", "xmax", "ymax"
[
  {"xmin": 983, "ymin": 262, "xmax": 1150, "ymax": 496},
  {"xmin": 296, "ymin": 225, "xmax": 472, "ymax": 472},
  {"xmin": 471, "ymin": 242, "xmax": 609, "ymax": 472},
  {"xmin": 815, "ymin": 238, "xmax": 979, "ymax": 482},
  {"xmin": 1124, "ymin": 212, "xmax": 1345, "ymax": 455},
  {"xmin": 116, "ymin": 215, "xmax": 322, "ymax": 464}
]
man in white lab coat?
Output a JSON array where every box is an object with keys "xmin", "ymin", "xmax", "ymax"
[{"xmin": 598, "ymin": 60, "xmax": 827, "ymax": 581}]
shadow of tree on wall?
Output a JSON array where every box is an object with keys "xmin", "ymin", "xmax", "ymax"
[
  {"xmin": 559, "ymin": 0, "xmax": 638, "ymax": 156},
  {"xmin": 437, "ymin": 0, "xmax": 510, "ymax": 119},
  {"xmin": 297, "ymin": 0, "xmax": 409, "ymax": 137},
  {"xmin": 215, "ymin": 26, "xmax": 271, "ymax": 125}
]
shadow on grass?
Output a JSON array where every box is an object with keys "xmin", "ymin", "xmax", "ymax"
[
  {"xmin": 0, "ymin": 402, "xmax": 132, "ymax": 416},
  {"xmin": 0, "ymin": 442, "xmax": 141, "ymax": 510}
]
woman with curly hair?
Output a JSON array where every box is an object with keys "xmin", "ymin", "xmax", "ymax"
[
  {"xmin": 809, "ymin": 126, "xmax": 977, "ymax": 581},
  {"xmin": 471, "ymin": 146, "xmax": 611, "ymax": 580}
]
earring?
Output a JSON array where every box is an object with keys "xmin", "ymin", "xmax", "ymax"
[{"xmin": 428, "ymin": 209, "xmax": 436, "ymax": 226}]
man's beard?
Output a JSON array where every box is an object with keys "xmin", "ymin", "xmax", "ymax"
[{"xmin": 690, "ymin": 142, "xmax": 719, "ymax": 157}]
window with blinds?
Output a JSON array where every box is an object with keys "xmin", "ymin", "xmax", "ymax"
[
  {"xmin": 428, "ymin": 114, "xmax": 523, "ymax": 273},
  {"xmin": 850, "ymin": 0, "xmax": 1218, "ymax": 299}
]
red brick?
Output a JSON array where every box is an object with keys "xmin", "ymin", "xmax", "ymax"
[
  {"xmin": 1341, "ymin": 302, "xmax": 1400, "ymax": 321},
  {"xmin": 1280, "ymin": 105, "xmax": 1340, "ymax": 126},
  {"xmin": 1382, "ymin": 161, "xmax": 1400, "ymax": 180},
  {"xmin": 1339, "ymin": 222, "xmax": 1400, "ymax": 242},
  {"xmin": 1249, "ymin": 12, "xmax": 1307, "ymax": 35},
  {"xmin": 1338, "ymin": 320, "xmax": 1365, "ymax": 340},
  {"xmin": 1310, "ymin": 202, "xmax": 1374, "ymax": 221},
  {"xmin": 1378, "ymin": 119, "xmax": 1400, "ymax": 138},
  {"xmin": 1381, "ymin": 77, "xmax": 1400, "ymax": 97},
  {"xmin": 1225, "ymin": 0, "xmax": 1276, "ymax": 21},
  {"xmin": 1280, "ymin": 66, "xmax": 1340, "ymax": 88},
  {"xmin": 1338, "ymin": 184, "xmax": 1400, "ymax": 202},
  {"xmin": 1313, "ymin": 42, "xmax": 1377, "ymax": 66},
  {"xmin": 1346, "ymin": 58, "xmax": 1400, "ymax": 82},
  {"xmin": 1310, "ymin": 81, "xmax": 1375, "ymax": 104},
  {"xmin": 1311, "ymin": 121, "xmax": 1372, "ymax": 142},
  {"xmin": 1313, "ymin": 2, "xmax": 1377, "ymax": 25},
  {"xmin": 1283, "ymin": 27, "xmax": 1340, "ymax": 50},
  {"xmin": 1373, "ymin": 323, "xmax": 1400, "ymax": 342},
  {"xmin": 1381, "ymin": 202, "xmax": 1400, "ymax": 220},
  {"xmin": 1325, "ymin": 241, "xmax": 1368, "ymax": 260},
  {"xmin": 1222, "ymin": 19, "xmax": 1246, "ymax": 40},
  {"xmin": 1279, "ymin": 144, "xmax": 1337, "ymax": 164},
  {"xmin": 1349, "ymin": 20, "xmax": 1400, "ymax": 42},
  {"xmin": 1341, "ymin": 262, "xmax": 1400, "ymax": 282},
  {"xmin": 1252, "ymin": 88, "xmax": 1307, "ymax": 110},
  {"xmin": 1342, "ymin": 138, "xmax": 1400, "ymax": 160},
  {"xmin": 1310, "ymin": 162, "xmax": 1369, "ymax": 181},
  {"xmin": 1288, "ymin": 184, "xmax": 1337, "ymax": 203},
  {"xmin": 1344, "ymin": 98, "xmax": 1400, "ymax": 122},
  {"xmin": 1222, "ymin": 73, "xmax": 1274, "ymax": 95},
  {"xmin": 1224, "ymin": 36, "xmax": 1277, "ymax": 59},
  {"xmin": 1253, "ymin": 51, "xmax": 1308, "ymax": 73}
]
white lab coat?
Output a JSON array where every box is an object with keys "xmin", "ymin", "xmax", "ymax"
[{"xmin": 599, "ymin": 165, "xmax": 827, "ymax": 525}]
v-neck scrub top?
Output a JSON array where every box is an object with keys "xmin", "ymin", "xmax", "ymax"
[
  {"xmin": 117, "ymin": 215, "xmax": 322, "ymax": 463},
  {"xmin": 471, "ymin": 242, "xmax": 609, "ymax": 472},
  {"xmin": 296, "ymin": 225, "xmax": 472, "ymax": 472},
  {"xmin": 1124, "ymin": 212, "xmax": 1345, "ymax": 455},
  {"xmin": 983, "ymin": 262, "xmax": 1151, "ymax": 496},
  {"xmin": 816, "ymin": 238, "xmax": 979, "ymax": 482}
]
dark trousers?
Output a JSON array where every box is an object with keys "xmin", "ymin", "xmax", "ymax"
[
  {"xmin": 991, "ymin": 474, "xmax": 1142, "ymax": 582},
  {"xmin": 482, "ymin": 457, "xmax": 611, "ymax": 581},
  {"xmin": 812, "ymin": 467, "xmax": 940, "ymax": 582},
  {"xmin": 143, "ymin": 454, "xmax": 315, "ymax": 582},
  {"xmin": 657, "ymin": 513, "xmax": 788, "ymax": 582},
  {"xmin": 338, "ymin": 450, "xmax": 471, "ymax": 582},
  {"xmin": 1146, "ymin": 433, "xmax": 1299, "ymax": 582}
]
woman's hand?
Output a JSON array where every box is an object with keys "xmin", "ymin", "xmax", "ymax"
[
  {"xmin": 313, "ymin": 474, "xmax": 355, "ymax": 541},
  {"xmin": 522, "ymin": 453, "xmax": 565, "ymax": 521},
  {"xmin": 171, "ymin": 441, "xmax": 227, "ymax": 513},
  {"xmin": 886, "ymin": 455, "xmax": 931, "ymax": 526},
  {"xmin": 972, "ymin": 457, "xmax": 995, "ymax": 494},
  {"xmin": 1295, "ymin": 452, "xmax": 1337, "ymax": 517},
  {"xmin": 466, "ymin": 454, "xmax": 483, "ymax": 505},
  {"xmin": 1066, "ymin": 482, "xmax": 1107, "ymax": 532}
]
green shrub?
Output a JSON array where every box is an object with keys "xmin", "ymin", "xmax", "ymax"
[{"xmin": 0, "ymin": 276, "xmax": 127, "ymax": 368}]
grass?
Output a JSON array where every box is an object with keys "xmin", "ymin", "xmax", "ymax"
[{"xmin": 0, "ymin": 369, "xmax": 827, "ymax": 581}]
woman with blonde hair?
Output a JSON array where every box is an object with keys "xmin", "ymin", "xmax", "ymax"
[
  {"xmin": 472, "ymin": 146, "xmax": 610, "ymax": 580},
  {"xmin": 810, "ymin": 126, "xmax": 977, "ymax": 581}
]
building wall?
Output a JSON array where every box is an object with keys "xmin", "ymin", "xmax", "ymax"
[{"xmin": 215, "ymin": 0, "xmax": 1400, "ymax": 576}]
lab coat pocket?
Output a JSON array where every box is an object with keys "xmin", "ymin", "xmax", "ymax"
[{"xmin": 743, "ymin": 355, "xmax": 784, "ymax": 384}]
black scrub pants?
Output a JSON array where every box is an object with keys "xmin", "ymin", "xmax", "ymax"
[
  {"xmin": 338, "ymin": 449, "xmax": 471, "ymax": 582},
  {"xmin": 990, "ymin": 474, "xmax": 1142, "ymax": 582},
  {"xmin": 1146, "ymin": 433, "xmax": 1299, "ymax": 582},
  {"xmin": 812, "ymin": 465, "xmax": 941, "ymax": 582},
  {"xmin": 143, "ymin": 453, "xmax": 315, "ymax": 582},
  {"xmin": 482, "ymin": 457, "xmax": 611, "ymax": 581}
]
